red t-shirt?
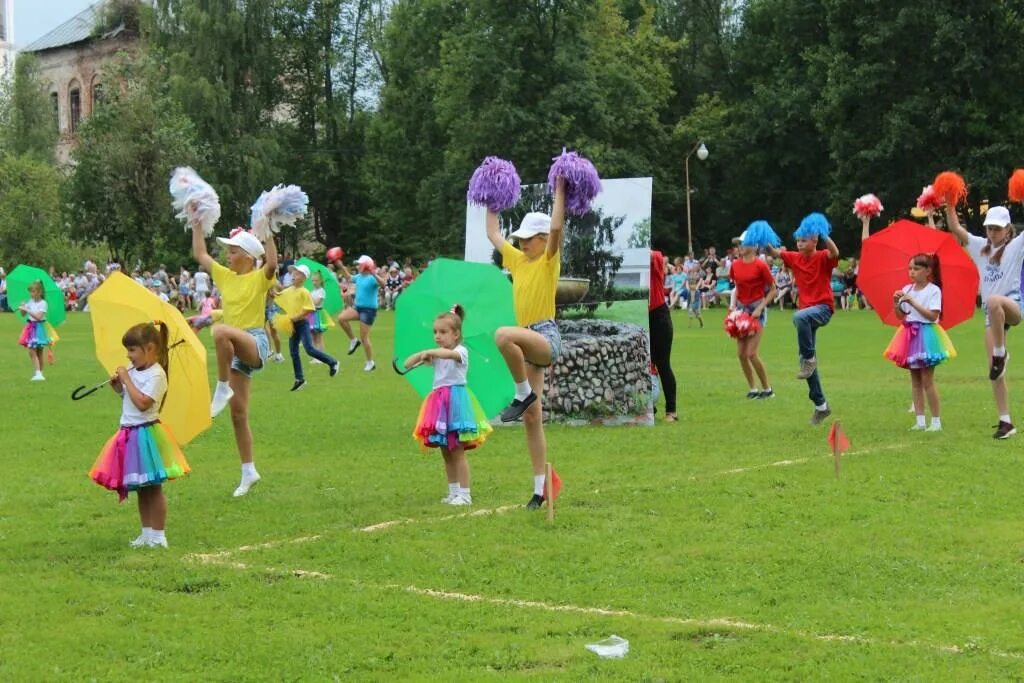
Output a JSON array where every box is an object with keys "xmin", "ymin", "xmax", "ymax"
[
  {"xmin": 780, "ymin": 249, "xmax": 839, "ymax": 310},
  {"xmin": 729, "ymin": 258, "xmax": 774, "ymax": 305},
  {"xmin": 649, "ymin": 250, "xmax": 666, "ymax": 311}
]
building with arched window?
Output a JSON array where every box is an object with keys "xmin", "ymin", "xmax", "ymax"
[{"xmin": 24, "ymin": 3, "xmax": 138, "ymax": 163}]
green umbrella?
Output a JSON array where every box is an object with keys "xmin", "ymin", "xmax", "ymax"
[
  {"xmin": 394, "ymin": 258, "xmax": 516, "ymax": 418},
  {"xmin": 296, "ymin": 257, "xmax": 343, "ymax": 316},
  {"xmin": 7, "ymin": 264, "xmax": 66, "ymax": 327}
]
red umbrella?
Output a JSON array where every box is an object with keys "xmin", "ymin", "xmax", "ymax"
[{"xmin": 859, "ymin": 219, "xmax": 979, "ymax": 328}]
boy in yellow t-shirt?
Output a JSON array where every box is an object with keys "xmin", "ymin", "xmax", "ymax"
[
  {"xmin": 277, "ymin": 265, "xmax": 339, "ymax": 391},
  {"xmin": 485, "ymin": 176, "xmax": 567, "ymax": 510}
]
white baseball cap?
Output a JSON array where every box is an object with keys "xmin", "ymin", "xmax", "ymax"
[
  {"xmin": 216, "ymin": 228, "xmax": 265, "ymax": 257},
  {"xmin": 288, "ymin": 264, "xmax": 311, "ymax": 279},
  {"xmin": 509, "ymin": 212, "xmax": 551, "ymax": 239},
  {"xmin": 983, "ymin": 205, "xmax": 1012, "ymax": 228}
]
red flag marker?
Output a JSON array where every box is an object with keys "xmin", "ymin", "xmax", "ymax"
[
  {"xmin": 545, "ymin": 464, "xmax": 562, "ymax": 523},
  {"xmin": 828, "ymin": 421, "xmax": 850, "ymax": 478}
]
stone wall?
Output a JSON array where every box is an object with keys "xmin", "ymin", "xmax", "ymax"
[{"xmin": 543, "ymin": 319, "xmax": 651, "ymax": 423}]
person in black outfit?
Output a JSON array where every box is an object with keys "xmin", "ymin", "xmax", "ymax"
[{"xmin": 649, "ymin": 250, "xmax": 678, "ymax": 421}]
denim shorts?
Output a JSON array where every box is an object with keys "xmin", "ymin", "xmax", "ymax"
[
  {"xmin": 356, "ymin": 306, "xmax": 378, "ymax": 326},
  {"xmin": 527, "ymin": 319, "xmax": 562, "ymax": 367},
  {"xmin": 231, "ymin": 327, "xmax": 270, "ymax": 378},
  {"xmin": 983, "ymin": 290, "xmax": 1022, "ymax": 328},
  {"xmin": 739, "ymin": 299, "xmax": 768, "ymax": 328}
]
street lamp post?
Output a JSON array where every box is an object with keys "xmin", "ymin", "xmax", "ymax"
[{"xmin": 685, "ymin": 141, "xmax": 709, "ymax": 256}]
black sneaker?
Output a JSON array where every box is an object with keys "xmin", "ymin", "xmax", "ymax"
[
  {"xmin": 290, "ymin": 379, "xmax": 306, "ymax": 392},
  {"xmin": 992, "ymin": 421, "xmax": 1017, "ymax": 439},
  {"xmin": 500, "ymin": 392, "xmax": 537, "ymax": 422},
  {"xmin": 990, "ymin": 353, "xmax": 1008, "ymax": 381},
  {"xmin": 758, "ymin": 388, "xmax": 775, "ymax": 399},
  {"xmin": 525, "ymin": 494, "xmax": 545, "ymax": 510},
  {"xmin": 329, "ymin": 362, "xmax": 339, "ymax": 377},
  {"xmin": 810, "ymin": 406, "xmax": 832, "ymax": 426},
  {"xmin": 746, "ymin": 390, "xmax": 760, "ymax": 399}
]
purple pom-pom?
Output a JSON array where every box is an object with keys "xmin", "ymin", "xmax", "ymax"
[
  {"xmin": 548, "ymin": 150, "xmax": 602, "ymax": 216},
  {"xmin": 467, "ymin": 157, "xmax": 521, "ymax": 213}
]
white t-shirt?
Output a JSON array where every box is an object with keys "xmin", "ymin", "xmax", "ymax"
[
  {"xmin": 311, "ymin": 287, "xmax": 325, "ymax": 308},
  {"xmin": 23, "ymin": 299, "xmax": 48, "ymax": 320},
  {"xmin": 899, "ymin": 282, "xmax": 941, "ymax": 324},
  {"xmin": 432, "ymin": 344, "xmax": 468, "ymax": 389},
  {"xmin": 120, "ymin": 364, "xmax": 168, "ymax": 427},
  {"xmin": 966, "ymin": 233, "xmax": 1024, "ymax": 301},
  {"xmin": 194, "ymin": 271, "xmax": 210, "ymax": 293}
]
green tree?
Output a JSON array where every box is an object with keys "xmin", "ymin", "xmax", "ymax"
[
  {"xmin": 0, "ymin": 53, "xmax": 57, "ymax": 162},
  {"xmin": 0, "ymin": 154, "xmax": 64, "ymax": 268}
]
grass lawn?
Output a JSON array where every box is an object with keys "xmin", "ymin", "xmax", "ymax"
[{"xmin": 1, "ymin": 303, "xmax": 1023, "ymax": 680}]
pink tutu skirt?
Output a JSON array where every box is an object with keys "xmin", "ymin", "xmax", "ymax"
[
  {"xmin": 307, "ymin": 307, "xmax": 331, "ymax": 333},
  {"xmin": 413, "ymin": 385, "xmax": 492, "ymax": 451},
  {"xmin": 884, "ymin": 321, "xmax": 956, "ymax": 369},
  {"xmin": 19, "ymin": 320, "xmax": 57, "ymax": 348},
  {"xmin": 89, "ymin": 421, "xmax": 190, "ymax": 501}
]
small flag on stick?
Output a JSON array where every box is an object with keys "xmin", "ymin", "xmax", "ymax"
[
  {"xmin": 545, "ymin": 463, "xmax": 562, "ymax": 523},
  {"xmin": 828, "ymin": 420, "xmax": 850, "ymax": 478}
]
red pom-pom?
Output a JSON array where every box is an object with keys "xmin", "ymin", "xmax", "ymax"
[
  {"xmin": 327, "ymin": 246, "xmax": 344, "ymax": 263},
  {"xmin": 852, "ymin": 193, "xmax": 883, "ymax": 219},
  {"xmin": 1008, "ymin": 169, "xmax": 1024, "ymax": 203},
  {"xmin": 933, "ymin": 171, "xmax": 968, "ymax": 207},
  {"xmin": 723, "ymin": 310, "xmax": 762, "ymax": 339},
  {"xmin": 916, "ymin": 185, "xmax": 942, "ymax": 212}
]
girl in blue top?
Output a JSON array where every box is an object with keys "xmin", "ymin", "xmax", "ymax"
[{"xmin": 335, "ymin": 255, "xmax": 387, "ymax": 371}]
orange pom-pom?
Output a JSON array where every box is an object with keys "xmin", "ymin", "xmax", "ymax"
[
  {"xmin": 933, "ymin": 171, "xmax": 967, "ymax": 207},
  {"xmin": 1008, "ymin": 169, "xmax": 1024, "ymax": 203}
]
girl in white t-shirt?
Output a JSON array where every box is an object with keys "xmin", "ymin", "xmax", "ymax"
[
  {"xmin": 884, "ymin": 253, "xmax": 956, "ymax": 431},
  {"xmin": 89, "ymin": 322, "xmax": 190, "ymax": 548},
  {"xmin": 17, "ymin": 280, "xmax": 57, "ymax": 381},
  {"xmin": 307, "ymin": 270, "xmax": 333, "ymax": 355},
  {"xmin": 405, "ymin": 305, "xmax": 492, "ymax": 506}
]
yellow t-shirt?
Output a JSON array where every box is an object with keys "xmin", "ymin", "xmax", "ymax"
[
  {"xmin": 210, "ymin": 261, "xmax": 276, "ymax": 329},
  {"xmin": 275, "ymin": 285, "xmax": 315, "ymax": 318},
  {"xmin": 500, "ymin": 241, "xmax": 560, "ymax": 326}
]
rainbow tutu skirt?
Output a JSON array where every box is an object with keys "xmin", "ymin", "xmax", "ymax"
[
  {"xmin": 413, "ymin": 384, "xmax": 493, "ymax": 451},
  {"xmin": 90, "ymin": 421, "xmax": 190, "ymax": 501},
  {"xmin": 307, "ymin": 308, "xmax": 331, "ymax": 333},
  {"xmin": 19, "ymin": 320, "xmax": 57, "ymax": 348},
  {"xmin": 884, "ymin": 321, "xmax": 956, "ymax": 369}
]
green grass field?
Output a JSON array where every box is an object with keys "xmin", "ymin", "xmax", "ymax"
[{"xmin": 2, "ymin": 304, "xmax": 1023, "ymax": 680}]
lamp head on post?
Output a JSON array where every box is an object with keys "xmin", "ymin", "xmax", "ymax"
[{"xmin": 685, "ymin": 141, "xmax": 709, "ymax": 257}]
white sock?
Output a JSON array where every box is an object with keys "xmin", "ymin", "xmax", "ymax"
[
  {"xmin": 994, "ymin": 346, "xmax": 1007, "ymax": 357},
  {"xmin": 533, "ymin": 475, "xmax": 545, "ymax": 496},
  {"xmin": 216, "ymin": 380, "xmax": 230, "ymax": 392},
  {"xmin": 448, "ymin": 482, "xmax": 459, "ymax": 496},
  {"xmin": 141, "ymin": 526, "xmax": 153, "ymax": 539},
  {"xmin": 916, "ymin": 415, "xmax": 926, "ymax": 428},
  {"xmin": 1000, "ymin": 414, "xmax": 1012, "ymax": 424},
  {"xmin": 815, "ymin": 402, "xmax": 828, "ymax": 411},
  {"xmin": 151, "ymin": 529, "xmax": 166, "ymax": 543},
  {"xmin": 930, "ymin": 417, "xmax": 942, "ymax": 428},
  {"xmin": 458, "ymin": 486, "xmax": 471, "ymax": 497},
  {"xmin": 515, "ymin": 380, "xmax": 532, "ymax": 401},
  {"xmin": 241, "ymin": 462, "xmax": 258, "ymax": 477}
]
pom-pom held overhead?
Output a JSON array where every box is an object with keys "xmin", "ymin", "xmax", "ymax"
[
  {"xmin": 250, "ymin": 184, "xmax": 310, "ymax": 240},
  {"xmin": 741, "ymin": 220, "xmax": 781, "ymax": 247},
  {"xmin": 467, "ymin": 156, "xmax": 521, "ymax": 213},
  {"xmin": 852, "ymin": 193, "xmax": 883, "ymax": 219},
  {"xmin": 547, "ymin": 149, "xmax": 602, "ymax": 216},
  {"xmin": 933, "ymin": 171, "xmax": 967, "ymax": 207},
  {"xmin": 1008, "ymin": 169, "xmax": 1024, "ymax": 203},
  {"xmin": 916, "ymin": 185, "xmax": 943, "ymax": 212},
  {"xmin": 326, "ymin": 246, "xmax": 344, "ymax": 263},
  {"xmin": 793, "ymin": 212, "xmax": 831, "ymax": 240},
  {"xmin": 169, "ymin": 167, "xmax": 221, "ymax": 237}
]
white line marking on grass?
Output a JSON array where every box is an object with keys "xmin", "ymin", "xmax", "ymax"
[
  {"xmin": 358, "ymin": 504, "xmax": 520, "ymax": 533},
  {"xmin": 693, "ymin": 444, "xmax": 906, "ymax": 480}
]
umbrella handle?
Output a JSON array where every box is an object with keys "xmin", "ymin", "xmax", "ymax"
[
  {"xmin": 391, "ymin": 358, "xmax": 424, "ymax": 376},
  {"xmin": 71, "ymin": 378, "xmax": 112, "ymax": 400}
]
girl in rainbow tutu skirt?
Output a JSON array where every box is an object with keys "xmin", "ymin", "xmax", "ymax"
[
  {"xmin": 307, "ymin": 270, "xmax": 333, "ymax": 358},
  {"xmin": 89, "ymin": 322, "xmax": 190, "ymax": 548},
  {"xmin": 18, "ymin": 280, "xmax": 58, "ymax": 381},
  {"xmin": 406, "ymin": 305, "xmax": 492, "ymax": 506},
  {"xmin": 884, "ymin": 253, "xmax": 956, "ymax": 431}
]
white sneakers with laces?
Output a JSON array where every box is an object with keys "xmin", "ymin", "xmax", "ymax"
[
  {"xmin": 210, "ymin": 383, "xmax": 234, "ymax": 418},
  {"xmin": 233, "ymin": 472, "xmax": 261, "ymax": 497}
]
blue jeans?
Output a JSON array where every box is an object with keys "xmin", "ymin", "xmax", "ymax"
[
  {"xmin": 793, "ymin": 304, "xmax": 832, "ymax": 405},
  {"xmin": 290, "ymin": 318, "xmax": 337, "ymax": 381}
]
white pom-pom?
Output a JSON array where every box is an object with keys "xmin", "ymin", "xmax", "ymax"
[
  {"xmin": 169, "ymin": 167, "xmax": 221, "ymax": 237},
  {"xmin": 250, "ymin": 184, "xmax": 309, "ymax": 240}
]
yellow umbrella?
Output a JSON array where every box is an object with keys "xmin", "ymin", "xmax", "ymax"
[{"xmin": 87, "ymin": 273, "xmax": 212, "ymax": 445}]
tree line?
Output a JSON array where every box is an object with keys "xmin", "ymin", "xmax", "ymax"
[{"xmin": 1, "ymin": 0, "xmax": 1022, "ymax": 270}]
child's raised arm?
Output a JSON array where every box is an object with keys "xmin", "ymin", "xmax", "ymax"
[
  {"xmin": 191, "ymin": 222, "xmax": 215, "ymax": 271},
  {"xmin": 547, "ymin": 176, "xmax": 566, "ymax": 259},
  {"xmin": 944, "ymin": 205, "xmax": 970, "ymax": 246},
  {"xmin": 263, "ymin": 235, "xmax": 279, "ymax": 280},
  {"xmin": 485, "ymin": 210, "xmax": 505, "ymax": 252},
  {"xmin": 824, "ymin": 236, "xmax": 840, "ymax": 260}
]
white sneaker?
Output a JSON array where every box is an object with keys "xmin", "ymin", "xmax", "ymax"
[
  {"xmin": 129, "ymin": 533, "xmax": 149, "ymax": 548},
  {"xmin": 31, "ymin": 372, "xmax": 44, "ymax": 381},
  {"xmin": 311, "ymin": 358, "xmax": 323, "ymax": 365},
  {"xmin": 271, "ymin": 352, "xmax": 285, "ymax": 363},
  {"xmin": 347, "ymin": 338, "xmax": 361, "ymax": 355},
  {"xmin": 448, "ymin": 493, "xmax": 472, "ymax": 506},
  {"xmin": 146, "ymin": 536, "xmax": 168, "ymax": 548},
  {"xmin": 364, "ymin": 360, "xmax": 376, "ymax": 372},
  {"xmin": 210, "ymin": 383, "xmax": 234, "ymax": 418},
  {"xmin": 909, "ymin": 424, "xmax": 926, "ymax": 431},
  {"xmin": 441, "ymin": 493, "xmax": 456, "ymax": 504},
  {"xmin": 233, "ymin": 472, "xmax": 261, "ymax": 497},
  {"xmin": 925, "ymin": 424, "xmax": 943, "ymax": 432}
]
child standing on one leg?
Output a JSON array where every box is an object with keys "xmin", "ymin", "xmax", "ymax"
[
  {"xmin": 276, "ymin": 264, "xmax": 340, "ymax": 391},
  {"xmin": 18, "ymin": 280, "xmax": 54, "ymax": 381},
  {"xmin": 406, "ymin": 305, "xmax": 491, "ymax": 506},
  {"xmin": 729, "ymin": 234, "xmax": 777, "ymax": 399},
  {"xmin": 89, "ymin": 322, "xmax": 190, "ymax": 548},
  {"xmin": 487, "ymin": 179, "xmax": 566, "ymax": 510},
  {"xmin": 192, "ymin": 225, "xmax": 277, "ymax": 496},
  {"xmin": 335, "ymin": 256, "xmax": 386, "ymax": 372},
  {"xmin": 884, "ymin": 254, "xmax": 955, "ymax": 431},
  {"xmin": 766, "ymin": 213, "xmax": 839, "ymax": 425}
]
